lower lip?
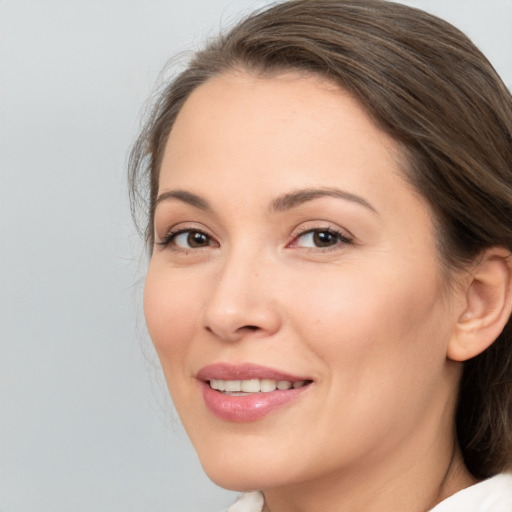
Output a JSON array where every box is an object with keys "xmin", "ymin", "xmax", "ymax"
[{"xmin": 200, "ymin": 381, "xmax": 311, "ymax": 422}]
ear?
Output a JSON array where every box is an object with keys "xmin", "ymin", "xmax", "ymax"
[{"xmin": 448, "ymin": 248, "xmax": 512, "ymax": 362}]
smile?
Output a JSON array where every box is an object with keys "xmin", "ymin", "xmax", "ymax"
[
  {"xmin": 209, "ymin": 378, "xmax": 309, "ymax": 394},
  {"xmin": 197, "ymin": 363, "xmax": 313, "ymax": 422}
]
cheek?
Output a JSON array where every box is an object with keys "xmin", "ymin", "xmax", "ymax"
[
  {"xmin": 285, "ymin": 262, "xmax": 452, "ymax": 445},
  {"xmin": 285, "ymin": 259, "xmax": 446, "ymax": 367},
  {"xmin": 143, "ymin": 264, "xmax": 200, "ymax": 365}
]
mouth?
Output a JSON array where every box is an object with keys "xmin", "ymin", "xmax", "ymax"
[
  {"xmin": 196, "ymin": 363, "xmax": 313, "ymax": 422},
  {"xmin": 209, "ymin": 378, "xmax": 311, "ymax": 395}
]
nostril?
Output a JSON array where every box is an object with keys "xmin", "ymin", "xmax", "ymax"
[{"xmin": 204, "ymin": 324, "xmax": 259, "ymax": 339}]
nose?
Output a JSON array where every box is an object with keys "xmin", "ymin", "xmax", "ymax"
[{"xmin": 201, "ymin": 252, "xmax": 282, "ymax": 343}]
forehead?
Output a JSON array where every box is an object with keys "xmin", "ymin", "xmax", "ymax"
[
  {"xmin": 158, "ymin": 72, "xmax": 429, "ymax": 232},
  {"xmin": 160, "ymin": 71, "xmax": 407, "ymax": 193}
]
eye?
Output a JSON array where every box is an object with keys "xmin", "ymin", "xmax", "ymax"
[
  {"xmin": 291, "ymin": 228, "xmax": 352, "ymax": 249},
  {"xmin": 158, "ymin": 228, "xmax": 218, "ymax": 250}
]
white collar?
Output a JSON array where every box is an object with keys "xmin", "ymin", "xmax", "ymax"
[
  {"xmin": 225, "ymin": 491, "xmax": 264, "ymax": 512},
  {"xmin": 429, "ymin": 473, "xmax": 512, "ymax": 512}
]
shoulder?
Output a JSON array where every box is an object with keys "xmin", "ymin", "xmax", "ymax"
[
  {"xmin": 224, "ymin": 491, "xmax": 264, "ymax": 512},
  {"xmin": 429, "ymin": 473, "xmax": 512, "ymax": 512}
]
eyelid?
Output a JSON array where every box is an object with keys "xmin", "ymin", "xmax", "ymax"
[
  {"xmin": 287, "ymin": 223, "xmax": 354, "ymax": 250},
  {"xmin": 155, "ymin": 223, "xmax": 219, "ymax": 249},
  {"xmin": 154, "ymin": 221, "xmax": 353, "ymax": 252}
]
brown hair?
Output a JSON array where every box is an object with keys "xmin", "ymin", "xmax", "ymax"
[{"xmin": 128, "ymin": 0, "xmax": 512, "ymax": 478}]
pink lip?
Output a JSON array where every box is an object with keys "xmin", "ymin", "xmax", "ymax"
[
  {"xmin": 196, "ymin": 363, "xmax": 312, "ymax": 423},
  {"xmin": 197, "ymin": 362, "xmax": 308, "ymax": 382}
]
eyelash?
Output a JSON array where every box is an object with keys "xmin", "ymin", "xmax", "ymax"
[
  {"xmin": 289, "ymin": 226, "xmax": 353, "ymax": 250},
  {"xmin": 156, "ymin": 227, "xmax": 216, "ymax": 250},
  {"xmin": 156, "ymin": 226, "xmax": 353, "ymax": 252}
]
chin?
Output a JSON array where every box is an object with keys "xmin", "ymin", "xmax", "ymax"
[
  {"xmin": 206, "ymin": 470, "xmax": 265, "ymax": 493},
  {"xmin": 193, "ymin": 436, "xmax": 297, "ymax": 492}
]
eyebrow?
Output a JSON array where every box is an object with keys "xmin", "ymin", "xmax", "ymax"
[
  {"xmin": 270, "ymin": 187, "xmax": 378, "ymax": 214},
  {"xmin": 154, "ymin": 187, "xmax": 377, "ymax": 215},
  {"xmin": 155, "ymin": 190, "xmax": 211, "ymax": 211}
]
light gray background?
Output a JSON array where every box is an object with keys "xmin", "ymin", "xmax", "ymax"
[{"xmin": 1, "ymin": 1, "xmax": 511, "ymax": 511}]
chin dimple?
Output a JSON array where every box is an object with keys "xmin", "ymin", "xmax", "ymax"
[{"xmin": 209, "ymin": 378, "xmax": 308, "ymax": 394}]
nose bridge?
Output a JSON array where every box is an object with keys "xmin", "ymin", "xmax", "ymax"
[{"xmin": 202, "ymin": 243, "xmax": 280, "ymax": 341}]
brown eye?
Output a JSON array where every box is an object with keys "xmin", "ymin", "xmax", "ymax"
[
  {"xmin": 312, "ymin": 230, "xmax": 339, "ymax": 247},
  {"xmin": 187, "ymin": 231, "xmax": 210, "ymax": 248},
  {"xmin": 295, "ymin": 228, "xmax": 351, "ymax": 248},
  {"xmin": 170, "ymin": 230, "xmax": 215, "ymax": 249}
]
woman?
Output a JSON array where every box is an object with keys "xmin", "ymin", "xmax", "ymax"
[{"xmin": 129, "ymin": 1, "xmax": 512, "ymax": 510}]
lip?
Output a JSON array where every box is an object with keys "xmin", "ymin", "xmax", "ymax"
[
  {"xmin": 196, "ymin": 363, "xmax": 313, "ymax": 422},
  {"xmin": 197, "ymin": 362, "xmax": 309, "ymax": 382}
]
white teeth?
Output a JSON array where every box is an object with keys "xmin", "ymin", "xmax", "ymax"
[
  {"xmin": 209, "ymin": 378, "xmax": 308, "ymax": 393},
  {"xmin": 241, "ymin": 379, "xmax": 260, "ymax": 393},
  {"xmin": 224, "ymin": 380, "xmax": 241, "ymax": 392},
  {"xmin": 260, "ymin": 379, "xmax": 277, "ymax": 392},
  {"xmin": 210, "ymin": 379, "xmax": 225, "ymax": 391}
]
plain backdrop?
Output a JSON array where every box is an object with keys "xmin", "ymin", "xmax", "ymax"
[{"xmin": 1, "ymin": 1, "xmax": 511, "ymax": 511}]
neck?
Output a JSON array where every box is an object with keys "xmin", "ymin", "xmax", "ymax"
[
  {"xmin": 263, "ymin": 448, "xmax": 475, "ymax": 512},
  {"xmin": 262, "ymin": 406, "xmax": 476, "ymax": 512}
]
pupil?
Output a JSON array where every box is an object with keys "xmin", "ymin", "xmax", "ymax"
[
  {"xmin": 313, "ymin": 231, "xmax": 336, "ymax": 247},
  {"xmin": 188, "ymin": 232, "xmax": 208, "ymax": 247}
]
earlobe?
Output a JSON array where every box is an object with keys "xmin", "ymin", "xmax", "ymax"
[{"xmin": 448, "ymin": 248, "xmax": 512, "ymax": 362}]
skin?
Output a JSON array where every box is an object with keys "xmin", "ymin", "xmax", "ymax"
[{"xmin": 144, "ymin": 71, "xmax": 477, "ymax": 512}]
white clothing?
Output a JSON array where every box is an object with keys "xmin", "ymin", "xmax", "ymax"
[
  {"xmin": 224, "ymin": 473, "xmax": 512, "ymax": 511},
  {"xmin": 225, "ymin": 492, "xmax": 264, "ymax": 512},
  {"xmin": 429, "ymin": 473, "xmax": 512, "ymax": 512}
]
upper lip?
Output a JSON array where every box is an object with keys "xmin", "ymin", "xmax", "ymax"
[{"xmin": 196, "ymin": 362, "xmax": 310, "ymax": 382}]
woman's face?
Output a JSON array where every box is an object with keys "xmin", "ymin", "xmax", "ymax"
[{"xmin": 144, "ymin": 72, "xmax": 462, "ymax": 492}]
